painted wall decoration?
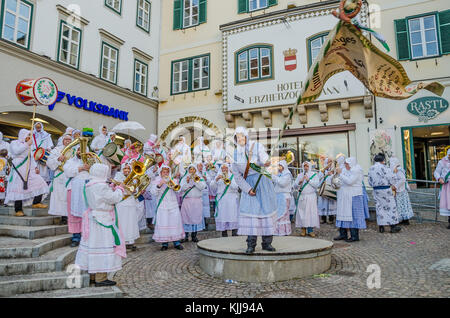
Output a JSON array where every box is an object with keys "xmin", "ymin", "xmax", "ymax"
[
  {"xmin": 284, "ymin": 48, "xmax": 297, "ymax": 72},
  {"xmin": 407, "ymin": 97, "xmax": 449, "ymax": 123}
]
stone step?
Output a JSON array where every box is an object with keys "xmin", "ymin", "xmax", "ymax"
[
  {"xmin": 0, "ymin": 234, "xmax": 72, "ymax": 258},
  {"xmin": 0, "ymin": 224, "xmax": 68, "ymax": 239},
  {"xmin": 11, "ymin": 286, "xmax": 123, "ymax": 298},
  {"xmin": 0, "ymin": 207, "xmax": 49, "ymax": 217},
  {"xmin": 0, "ymin": 271, "xmax": 89, "ymax": 297},
  {"xmin": 0, "ymin": 245, "xmax": 77, "ymax": 276},
  {"xmin": 0, "ymin": 215, "xmax": 61, "ymax": 227}
]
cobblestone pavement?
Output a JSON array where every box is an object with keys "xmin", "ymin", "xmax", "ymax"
[{"xmin": 113, "ymin": 221, "xmax": 450, "ymax": 298}]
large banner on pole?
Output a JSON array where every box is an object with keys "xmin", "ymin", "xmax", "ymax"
[{"xmin": 297, "ymin": 21, "xmax": 445, "ymax": 105}]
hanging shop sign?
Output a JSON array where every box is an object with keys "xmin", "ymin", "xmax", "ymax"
[
  {"xmin": 407, "ymin": 97, "xmax": 449, "ymax": 122},
  {"xmin": 47, "ymin": 91, "xmax": 129, "ymax": 121}
]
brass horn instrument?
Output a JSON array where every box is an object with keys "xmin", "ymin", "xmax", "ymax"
[
  {"xmin": 60, "ymin": 137, "xmax": 101, "ymax": 172},
  {"xmin": 223, "ymin": 173, "xmax": 231, "ymax": 186},
  {"xmin": 190, "ymin": 173, "xmax": 200, "ymax": 183},
  {"xmin": 117, "ymin": 155, "xmax": 157, "ymax": 199},
  {"xmin": 167, "ymin": 177, "xmax": 181, "ymax": 191}
]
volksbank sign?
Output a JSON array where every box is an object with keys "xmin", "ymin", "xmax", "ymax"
[
  {"xmin": 48, "ymin": 91, "xmax": 129, "ymax": 121},
  {"xmin": 407, "ymin": 97, "xmax": 449, "ymax": 123}
]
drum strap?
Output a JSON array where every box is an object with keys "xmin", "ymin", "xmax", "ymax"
[{"xmin": 214, "ymin": 174, "xmax": 234, "ymax": 217}]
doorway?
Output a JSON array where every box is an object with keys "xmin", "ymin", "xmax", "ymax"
[{"xmin": 402, "ymin": 124, "xmax": 450, "ymax": 187}]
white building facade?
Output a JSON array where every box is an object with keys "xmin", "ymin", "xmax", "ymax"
[{"xmin": 0, "ymin": 0, "xmax": 161, "ymax": 143}]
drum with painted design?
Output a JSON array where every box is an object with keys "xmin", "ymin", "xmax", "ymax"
[
  {"xmin": 102, "ymin": 142, "xmax": 125, "ymax": 166},
  {"xmin": 33, "ymin": 147, "xmax": 50, "ymax": 165}
]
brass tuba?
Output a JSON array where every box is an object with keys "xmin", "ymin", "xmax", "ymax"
[
  {"xmin": 60, "ymin": 137, "xmax": 101, "ymax": 172},
  {"xmin": 118, "ymin": 155, "xmax": 157, "ymax": 199}
]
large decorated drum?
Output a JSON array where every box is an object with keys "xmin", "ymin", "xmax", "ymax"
[
  {"xmin": 16, "ymin": 78, "xmax": 58, "ymax": 106},
  {"xmin": 102, "ymin": 142, "xmax": 125, "ymax": 166}
]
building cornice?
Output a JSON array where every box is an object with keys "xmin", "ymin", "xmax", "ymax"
[
  {"xmin": 219, "ymin": 0, "xmax": 340, "ymax": 31},
  {"xmin": 0, "ymin": 40, "xmax": 158, "ymax": 109},
  {"xmin": 99, "ymin": 28, "xmax": 125, "ymax": 46},
  {"xmin": 56, "ymin": 4, "xmax": 90, "ymax": 26},
  {"xmin": 132, "ymin": 47, "xmax": 153, "ymax": 62}
]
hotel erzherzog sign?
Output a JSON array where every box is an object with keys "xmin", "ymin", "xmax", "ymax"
[{"xmin": 407, "ymin": 97, "xmax": 449, "ymax": 122}]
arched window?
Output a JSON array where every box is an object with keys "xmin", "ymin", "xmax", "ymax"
[{"xmin": 235, "ymin": 45, "xmax": 273, "ymax": 84}]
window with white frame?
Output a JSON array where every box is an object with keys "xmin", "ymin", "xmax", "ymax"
[
  {"xmin": 101, "ymin": 43, "xmax": 119, "ymax": 83},
  {"xmin": 192, "ymin": 56, "xmax": 209, "ymax": 90},
  {"xmin": 183, "ymin": 0, "xmax": 199, "ymax": 28},
  {"xmin": 105, "ymin": 0, "xmax": 122, "ymax": 14},
  {"xmin": 249, "ymin": 0, "xmax": 268, "ymax": 12},
  {"xmin": 307, "ymin": 32, "xmax": 329, "ymax": 68},
  {"xmin": 172, "ymin": 60, "xmax": 189, "ymax": 94},
  {"xmin": 137, "ymin": 0, "xmax": 151, "ymax": 32},
  {"xmin": 58, "ymin": 22, "xmax": 81, "ymax": 68},
  {"xmin": 236, "ymin": 46, "xmax": 272, "ymax": 83},
  {"xmin": 408, "ymin": 15, "xmax": 439, "ymax": 59},
  {"xmin": 134, "ymin": 60, "xmax": 148, "ymax": 95},
  {"xmin": 171, "ymin": 54, "xmax": 210, "ymax": 95},
  {"xmin": 1, "ymin": 0, "xmax": 33, "ymax": 48}
]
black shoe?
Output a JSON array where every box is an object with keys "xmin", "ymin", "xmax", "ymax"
[
  {"xmin": 320, "ymin": 216, "xmax": 327, "ymax": 224},
  {"xmin": 328, "ymin": 215, "xmax": 335, "ymax": 224},
  {"xmin": 447, "ymin": 224, "xmax": 450, "ymax": 229},
  {"xmin": 400, "ymin": 219, "xmax": 410, "ymax": 225},
  {"xmin": 262, "ymin": 245, "xmax": 276, "ymax": 252},
  {"xmin": 379, "ymin": 226, "xmax": 385, "ymax": 233},
  {"xmin": 181, "ymin": 233, "xmax": 189, "ymax": 243},
  {"xmin": 231, "ymin": 229, "xmax": 238, "ymax": 237},
  {"xmin": 345, "ymin": 229, "xmax": 360, "ymax": 242},
  {"xmin": 333, "ymin": 228, "xmax": 348, "ymax": 241},
  {"xmin": 161, "ymin": 245, "xmax": 168, "ymax": 251},
  {"xmin": 245, "ymin": 247, "xmax": 255, "ymax": 254},
  {"xmin": 70, "ymin": 241, "xmax": 79, "ymax": 247},
  {"xmin": 95, "ymin": 280, "xmax": 116, "ymax": 287},
  {"xmin": 174, "ymin": 244, "xmax": 184, "ymax": 250},
  {"xmin": 131, "ymin": 245, "xmax": 137, "ymax": 251},
  {"xmin": 390, "ymin": 225, "xmax": 401, "ymax": 233},
  {"xmin": 191, "ymin": 232, "xmax": 199, "ymax": 243},
  {"xmin": 222, "ymin": 231, "xmax": 228, "ymax": 237}
]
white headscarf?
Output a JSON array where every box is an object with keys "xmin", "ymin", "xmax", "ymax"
[
  {"xmin": 88, "ymin": 163, "xmax": 110, "ymax": 184},
  {"xmin": 0, "ymin": 131, "xmax": 10, "ymax": 151},
  {"xmin": 278, "ymin": 160, "xmax": 291, "ymax": 177},
  {"xmin": 389, "ymin": 157, "xmax": 401, "ymax": 172},
  {"xmin": 18, "ymin": 129, "xmax": 30, "ymax": 143},
  {"xmin": 99, "ymin": 125, "xmax": 107, "ymax": 135},
  {"xmin": 148, "ymin": 134, "xmax": 158, "ymax": 145},
  {"xmin": 158, "ymin": 164, "xmax": 171, "ymax": 176},
  {"xmin": 345, "ymin": 157, "xmax": 364, "ymax": 174},
  {"xmin": 233, "ymin": 126, "xmax": 248, "ymax": 145}
]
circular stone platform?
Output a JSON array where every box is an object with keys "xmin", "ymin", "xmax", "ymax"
[{"xmin": 197, "ymin": 236, "xmax": 333, "ymax": 283}]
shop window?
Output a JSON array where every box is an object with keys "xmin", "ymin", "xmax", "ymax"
[
  {"xmin": 105, "ymin": 0, "xmax": 122, "ymax": 15},
  {"xmin": 395, "ymin": 10, "xmax": 450, "ymax": 60},
  {"xmin": 171, "ymin": 54, "xmax": 210, "ymax": 95},
  {"xmin": 307, "ymin": 32, "xmax": 329, "ymax": 69},
  {"xmin": 100, "ymin": 42, "xmax": 119, "ymax": 84},
  {"xmin": 173, "ymin": 0, "xmax": 207, "ymax": 30},
  {"xmin": 238, "ymin": 0, "xmax": 277, "ymax": 14},
  {"xmin": 236, "ymin": 45, "xmax": 273, "ymax": 84},
  {"xmin": 1, "ymin": 0, "xmax": 33, "ymax": 49},
  {"xmin": 137, "ymin": 0, "xmax": 151, "ymax": 33},
  {"xmin": 134, "ymin": 59, "xmax": 148, "ymax": 96},
  {"xmin": 58, "ymin": 21, "xmax": 82, "ymax": 69}
]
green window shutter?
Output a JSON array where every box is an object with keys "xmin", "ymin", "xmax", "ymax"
[
  {"xmin": 199, "ymin": 0, "xmax": 207, "ymax": 24},
  {"xmin": 394, "ymin": 19, "xmax": 410, "ymax": 60},
  {"xmin": 268, "ymin": 0, "xmax": 278, "ymax": 7},
  {"xmin": 238, "ymin": 0, "xmax": 248, "ymax": 14},
  {"xmin": 438, "ymin": 9, "xmax": 450, "ymax": 55},
  {"xmin": 173, "ymin": 0, "xmax": 183, "ymax": 30}
]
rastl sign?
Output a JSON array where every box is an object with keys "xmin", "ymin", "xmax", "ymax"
[{"xmin": 407, "ymin": 97, "xmax": 449, "ymax": 122}]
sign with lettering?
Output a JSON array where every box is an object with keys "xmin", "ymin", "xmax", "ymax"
[
  {"xmin": 224, "ymin": 10, "xmax": 366, "ymax": 111},
  {"xmin": 407, "ymin": 97, "xmax": 449, "ymax": 122},
  {"xmin": 161, "ymin": 116, "xmax": 221, "ymax": 141},
  {"xmin": 47, "ymin": 91, "xmax": 129, "ymax": 121}
]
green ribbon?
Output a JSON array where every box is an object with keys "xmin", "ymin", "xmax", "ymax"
[
  {"xmin": 244, "ymin": 153, "xmax": 272, "ymax": 179},
  {"xmin": 214, "ymin": 175, "xmax": 234, "ymax": 217},
  {"xmin": 65, "ymin": 177, "xmax": 73, "ymax": 188},
  {"xmin": 182, "ymin": 186, "xmax": 195, "ymax": 200},
  {"xmin": 153, "ymin": 186, "xmax": 170, "ymax": 225},
  {"xmin": 49, "ymin": 171, "xmax": 64, "ymax": 193},
  {"xmin": 9, "ymin": 156, "xmax": 28, "ymax": 182},
  {"xmin": 440, "ymin": 171, "xmax": 450, "ymax": 190},
  {"xmin": 83, "ymin": 183, "xmax": 121, "ymax": 246},
  {"xmin": 295, "ymin": 173, "xmax": 317, "ymax": 211}
]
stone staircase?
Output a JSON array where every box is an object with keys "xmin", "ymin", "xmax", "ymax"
[{"xmin": 0, "ymin": 205, "xmax": 122, "ymax": 298}]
